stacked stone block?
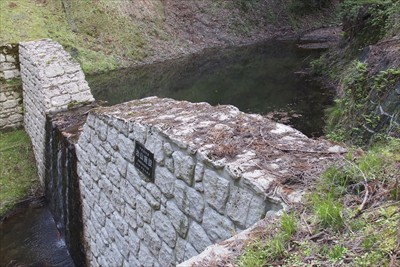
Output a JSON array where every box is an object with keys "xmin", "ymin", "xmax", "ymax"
[
  {"xmin": 20, "ymin": 39, "xmax": 94, "ymax": 184},
  {"xmin": 0, "ymin": 44, "xmax": 20, "ymax": 80},
  {"xmin": 0, "ymin": 44, "xmax": 23, "ymax": 130},
  {"xmin": 76, "ymin": 100, "xmax": 285, "ymax": 267},
  {"xmin": 0, "ymin": 83, "xmax": 23, "ymax": 129}
]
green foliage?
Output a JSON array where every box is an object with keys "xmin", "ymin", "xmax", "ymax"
[
  {"xmin": 362, "ymin": 234, "xmax": 378, "ymax": 250},
  {"xmin": 325, "ymin": 59, "xmax": 400, "ymax": 146},
  {"xmin": 310, "ymin": 57, "xmax": 327, "ymax": 76},
  {"xmin": 311, "ymin": 193, "xmax": 344, "ymax": 230},
  {"xmin": 281, "ymin": 212, "xmax": 297, "ymax": 238},
  {"xmin": 320, "ymin": 165, "xmax": 352, "ymax": 196},
  {"xmin": 328, "ymin": 244, "xmax": 348, "ymax": 262},
  {"xmin": 237, "ymin": 212, "xmax": 298, "ymax": 266},
  {"xmin": 340, "ymin": 0, "xmax": 400, "ymax": 47},
  {"xmin": 237, "ymin": 241, "xmax": 269, "ymax": 267},
  {"xmin": 238, "ymin": 235, "xmax": 287, "ymax": 266},
  {"xmin": 238, "ymin": 139, "xmax": 399, "ymax": 266},
  {"xmin": 0, "ymin": 130, "xmax": 39, "ymax": 217},
  {"xmin": 0, "ymin": 0, "xmax": 149, "ymax": 74},
  {"xmin": 235, "ymin": 0, "xmax": 259, "ymax": 13},
  {"xmin": 289, "ymin": 0, "xmax": 332, "ymax": 14}
]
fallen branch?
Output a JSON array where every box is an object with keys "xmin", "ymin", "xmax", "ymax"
[
  {"xmin": 342, "ymin": 157, "xmax": 370, "ymax": 218},
  {"xmin": 301, "ymin": 212, "xmax": 313, "ymax": 235}
]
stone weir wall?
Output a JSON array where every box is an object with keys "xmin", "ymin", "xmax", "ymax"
[
  {"xmin": 76, "ymin": 97, "xmax": 344, "ymax": 267},
  {"xmin": 19, "ymin": 39, "xmax": 345, "ymax": 266},
  {"xmin": 0, "ymin": 44, "xmax": 23, "ymax": 130},
  {"xmin": 20, "ymin": 39, "xmax": 94, "ymax": 184}
]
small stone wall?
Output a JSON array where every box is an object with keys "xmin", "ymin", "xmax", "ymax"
[
  {"xmin": 0, "ymin": 82, "xmax": 23, "ymax": 129},
  {"xmin": 76, "ymin": 97, "xmax": 343, "ymax": 267},
  {"xmin": 1, "ymin": 44, "xmax": 20, "ymax": 80},
  {"xmin": 0, "ymin": 44, "xmax": 23, "ymax": 130},
  {"xmin": 20, "ymin": 39, "xmax": 94, "ymax": 184}
]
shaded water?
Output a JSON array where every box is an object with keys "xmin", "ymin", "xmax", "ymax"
[
  {"xmin": 0, "ymin": 121, "xmax": 85, "ymax": 267},
  {"xmin": 0, "ymin": 206, "xmax": 75, "ymax": 267},
  {"xmin": 44, "ymin": 120, "xmax": 86, "ymax": 266},
  {"xmin": 88, "ymin": 41, "xmax": 334, "ymax": 137}
]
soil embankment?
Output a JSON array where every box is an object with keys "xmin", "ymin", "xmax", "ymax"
[{"xmin": 1, "ymin": 0, "xmax": 340, "ymax": 74}]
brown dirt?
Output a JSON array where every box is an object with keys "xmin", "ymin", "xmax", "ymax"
[{"xmin": 115, "ymin": 0, "xmax": 341, "ymax": 65}]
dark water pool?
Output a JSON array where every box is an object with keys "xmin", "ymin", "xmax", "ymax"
[
  {"xmin": 0, "ymin": 205, "xmax": 75, "ymax": 267},
  {"xmin": 88, "ymin": 41, "xmax": 334, "ymax": 137}
]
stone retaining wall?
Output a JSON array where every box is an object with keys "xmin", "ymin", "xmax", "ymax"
[
  {"xmin": 1, "ymin": 44, "xmax": 20, "ymax": 80},
  {"xmin": 20, "ymin": 39, "xmax": 94, "ymax": 184},
  {"xmin": 0, "ymin": 82, "xmax": 23, "ymax": 130},
  {"xmin": 0, "ymin": 44, "xmax": 23, "ymax": 130},
  {"xmin": 76, "ymin": 97, "xmax": 343, "ymax": 267}
]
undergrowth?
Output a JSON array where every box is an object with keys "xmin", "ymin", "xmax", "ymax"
[
  {"xmin": 340, "ymin": 0, "xmax": 400, "ymax": 49},
  {"xmin": 325, "ymin": 60, "xmax": 400, "ymax": 145},
  {"xmin": 237, "ymin": 138, "xmax": 400, "ymax": 266},
  {"xmin": 0, "ymin": 130, "xmax": 39, "ymax": 217}
]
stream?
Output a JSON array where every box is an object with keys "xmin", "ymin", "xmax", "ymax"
[{"xmin": 0, "ymin": 206, "xmax": 75, "ymax": 267}]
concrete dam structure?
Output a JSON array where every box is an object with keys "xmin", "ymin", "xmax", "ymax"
[{"xmin": 20, "ymin": 39, "xmax": 345, "ymax": 266}]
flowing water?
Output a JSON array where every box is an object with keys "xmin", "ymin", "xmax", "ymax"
[
  {"xmin": 44, "ymin": 120, "xmax": 86, "ymax": 266},
  {"xmin": 88, "ymin": 40, "xmax": 334, "ymax": 137},
  {"xmin": 0, "ymin": 122, "xmax": 85, "ymax": 267},
  {"xmin": 0, "ymin": 205, "xmax": 75, "ymax": 267}
]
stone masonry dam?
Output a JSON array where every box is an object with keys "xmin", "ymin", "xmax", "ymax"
[{"xmin": 19, "ymin": 39, "xmax": 345, "ymax": 266}]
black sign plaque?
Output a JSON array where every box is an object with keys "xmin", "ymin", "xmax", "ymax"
[{"xmin": 134, "ymin": 142, "xmax": 155, "ymax": 181}]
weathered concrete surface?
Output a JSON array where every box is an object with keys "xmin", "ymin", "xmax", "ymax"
[
  {"xmin": 20, "ymin": 39, "xmax": 94, "ymax": 184},
  {"xmin": 77, "ymin": 97, "xmax": 345, "ymax": 266}
]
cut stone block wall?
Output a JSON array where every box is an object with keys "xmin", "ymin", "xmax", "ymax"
[
  {"xmin": 0, "ymin": 82, "xmax": 23, "ymax": 130},
  {"xmin": 1, "ymin": 44, "xmax": 20, "ymax": 80},
  {"xmin": 20, "ymin": 39, "xmax": 94, "ymax": 184},
  {"xmin": 0, "ymin": 44, "xmax": 23, "ymax": 130},
  {"xmin": 18, "ymin": 39, "xmax": 345, "ymax": 266},
  {"xmin": 76, "ymin": 97, "xmax": 343, "ymax": 267}
]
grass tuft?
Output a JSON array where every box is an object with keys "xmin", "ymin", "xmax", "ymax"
[{"xmin": 0, "ymin": 130, "xmax": 39, "ymax": 217}]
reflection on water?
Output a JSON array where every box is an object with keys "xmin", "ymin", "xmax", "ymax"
[
  {"xmin": 0, "ymin": 206, "xmax": 75, "ymax": 267},
  {"xmin": 88, "ymin": 41, "xmax": 334, "ymax": 137}
]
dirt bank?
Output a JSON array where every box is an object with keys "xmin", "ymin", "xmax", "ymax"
[{"xmin": 0, "ymin": 0, "xmax": 340, "ymax": 73}]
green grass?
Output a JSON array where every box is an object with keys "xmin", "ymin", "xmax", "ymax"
[
  {"xmin": 0, "ymin": 0, "xmax": 150, "ymax": 74},
  {"xmin": 281, "ymin": 211, "xmax": 297, "ymax": 238},
  {"xmin": 0, "ymin": 129, "xmax": 39, "ymax": 217},
  {"xmin": 311, "ymin": 193, "xmax": 344, "ymax": 230},
  {"xmin": 236, "ymin": 138, "xmax": 400, "ymax": 266},
  {"xmin": 238, "ymin": 212, "xmax": 298, "ymax": 266}
]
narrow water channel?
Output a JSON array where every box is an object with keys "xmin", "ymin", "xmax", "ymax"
[
  {"xmin": 0, "ymin": 206, "xmax": 75, "ymax": 267},
  {"xmin": 88, "ymin": 40, "xmax": 334, "ymax": 137}
]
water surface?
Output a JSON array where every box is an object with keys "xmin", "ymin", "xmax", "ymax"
[
  {"xmin": 88, "ymin": 41, "xmax": 334, "ymax": 137},
  {"xmin": 0, "ymin": 206, "xmax": 75, "ymax": 267}
]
